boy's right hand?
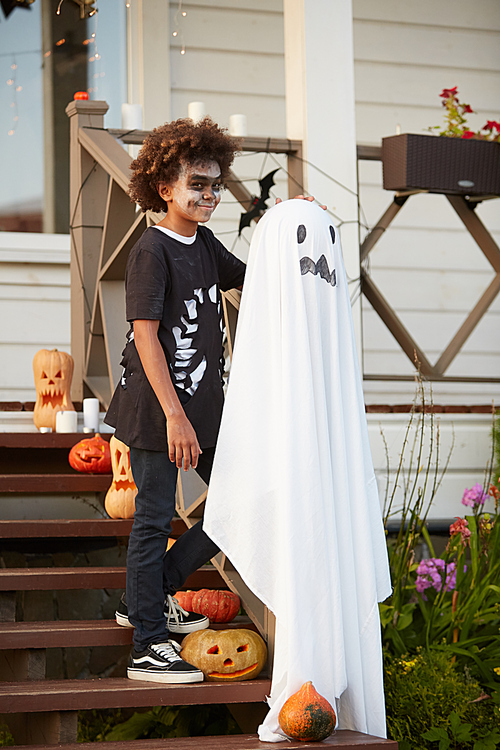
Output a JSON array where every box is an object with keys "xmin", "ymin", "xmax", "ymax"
[{"xmin": 167, "ymin": 413, "xmax": 202, "ymax": 471}]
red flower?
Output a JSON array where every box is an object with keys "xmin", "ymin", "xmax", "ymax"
[
  {"xmin": 440, "ymin": 86, "xmax": 458, "ymax": 99},
  {"xmin": 484, "ymin": 120, "xmax": 500, "ymax": 132},
  {"xmin": 449, "ymin": 517, "xmax": 471, "ymax": 546},
  {"xmin": 462, "ymin": 104, "xmax": 474, "ymax": 114},
  {"xmin": 461, "ymin": 130, "xmax": 475, "ymax": 139}
]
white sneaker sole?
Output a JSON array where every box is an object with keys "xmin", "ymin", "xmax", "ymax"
[
  {"xmin": 116, "ymin": 611, "xmax": 210, "ymax": 633},
  {"xmin": 127, "ymin": 667, "xmax": 204, "ymax": 684}
]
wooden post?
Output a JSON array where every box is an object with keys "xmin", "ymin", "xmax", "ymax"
[
  {"xmin": 283, "ymin": 0, "xmax": 362, "ymax": 362},
  {"xmin": 5, "ymin": 711, "xmax": 78, "ymax": 745},
  {"xmin": 66, "ymin": 100, "xmax": 110, "ymax": 402}
]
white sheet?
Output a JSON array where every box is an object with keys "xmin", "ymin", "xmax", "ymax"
[{"xmin": 203, "ymin": 200, "xmax": 392, "ymax": 741}]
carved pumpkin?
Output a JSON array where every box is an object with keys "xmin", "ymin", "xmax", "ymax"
[
  {"xmin": 278, "ymin": 681, "xmax": 336, "ymax": 742},
  {"xmin": 68, "ymin": 433, "xmax": 111, "ymax": 474},
  {"xmin": 104, "ymin": 436, "xmax": 137, "ymax": 518},
  {"xmin": 175, "ymin": 589, "xmax": 240, "ymax": 623},
  {"xmin": 180, "ymin": 628, "xmax": 267, "ymax": 682},
  {"xmin": 33, "ymin": 348, "xmax": 75, "ymax": 431}
]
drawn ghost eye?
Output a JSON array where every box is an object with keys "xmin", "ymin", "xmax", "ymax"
[
  {"xmin": 297, "ymin": 224, "xmax": 307, "ymax": 244},
  {"xmin": 329, "ymin": 226, "xmax": 336, "ymax": 244}
]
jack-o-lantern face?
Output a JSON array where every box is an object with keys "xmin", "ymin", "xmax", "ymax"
[
  {"xmin": 104, "ymin": 436, "xmax": 137, "ymax": 519},
  {"xmin": 69, "ymin": 433, "xmax": 111, "ymax": 474},
  {"xmin": 180, "ymin": 628, "xmax": 267, "ymax": 682},
  {"xmin": 33, "ymin": 348, "xmax": 75, "ymax": 431}
]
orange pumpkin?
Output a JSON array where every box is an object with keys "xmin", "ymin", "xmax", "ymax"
[
  {"xmin": 104, "ymin": 436, "xmax": 137, "ymax": 518},
  {"xmin": 69, "ymin": 433, "xmax": 111, "ymax": 474},
  {"xmin": 73, "ymin": 91, "xmax": 89, "ymax": 100},
  {"xmin": 33, "ymin": 348, "xmax": 75, "ymax": 431},
  {"xmin": 175, "ymin": 590, "xmax": 196, "ymax": 611},
  {"xmin": 278, "ymin": 681, "xmax": 336, "ymax": 742},
  {"xmin": 180, "ymin": 628, "xmax": 267, "ymax": 682},
  {"xmin": 174, "ymin": 589, "xmax": 240, "ymax": 623}
]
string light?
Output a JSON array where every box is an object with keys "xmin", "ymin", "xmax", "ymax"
[
  {"xmin": 6, "ymin": 55, "xmax": 20, "ymax": 136},
  {"xmin": 172, "ymin": 0, "xmax": 187, "ymax": 54},
  {"xmin": 56, "ymin": 0, "xmax": 64, "ymax": 14}
]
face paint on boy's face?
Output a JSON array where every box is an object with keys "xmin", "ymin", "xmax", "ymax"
[{"xmin": 168, "ymin": 161, "xmax": 222, "ymax": 222}]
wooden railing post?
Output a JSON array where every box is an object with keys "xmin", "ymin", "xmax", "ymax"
[{"xmin": 66, "ymin": 100, "xmax": 109, "ymax": 402}]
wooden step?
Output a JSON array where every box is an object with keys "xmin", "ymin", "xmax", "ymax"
[
  {"xmin": 0, "ymin": 617, "xmax": 258, "ymax": 650},
  {"xmin": 0, "ymin": 474, "xmax": 112, "ymax": 493},
  {"xmin": 0, "ymin": 677, "xmax": 271, "ymax": 712},
  {"xmin": 0, "ymin": 518, "xmax": 186, "ymax": 538},
  {"xmin": 0, "ymin": 433, "xmax": 110, "ymax": 449},
  {"xmin": 8, "ymin": 732, "xmax": 398, "ymax": 748},
  {"xmin": 0, "ymin": 620, "xmax": 133, "ymax": 649},
  {"xmin": 0, "ymin": 566, "xmax": 225, "ymax": 592}
]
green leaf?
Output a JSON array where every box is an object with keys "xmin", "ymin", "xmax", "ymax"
[
  {"xmin": 422, "ymin": 727, "xmax": 449, "ymax": 742},
  {"xmin": 396, "ymin": 603, "xmax": 416, "ymax": 631}
]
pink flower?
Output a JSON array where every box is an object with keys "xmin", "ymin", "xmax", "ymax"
[
  {"xmin": 462, "ymin": 483, "xmax": 488, "ymax": 508},
  {"xmin": 461, "ymin": 130, "xmax": 475, "ymax": 139},
  {"xmin": 416, "ymin": 558, "xmax": 458, "ymax": 600}
]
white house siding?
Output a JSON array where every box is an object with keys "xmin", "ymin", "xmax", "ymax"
[
  {"xmin": 0, "ymin": 232, "xmax": 70, "ymax": 402},
  {"xmin": 169, "ymin": 0, "xmax": 288, "ymax": 264},
  {"xmin": 353, "ymin": 0, "xmax": 500, "ymax": 404}
]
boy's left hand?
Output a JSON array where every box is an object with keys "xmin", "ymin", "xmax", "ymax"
[{"xmin": 275, "ymin": 195, "xmax": 327, "ymax": 210}]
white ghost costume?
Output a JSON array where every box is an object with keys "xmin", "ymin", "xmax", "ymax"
[{"xmin": 203, "ymin": 200, "xmax": 392, "ymax": 741}]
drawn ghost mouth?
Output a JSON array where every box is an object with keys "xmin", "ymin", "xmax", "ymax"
[{"xmin": 208, "ymin": 663, "xmax": 259, "ymax": 679}]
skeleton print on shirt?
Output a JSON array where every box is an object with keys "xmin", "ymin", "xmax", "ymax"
[{"xmin": 171, "ymin": 284, "xmax": 223, "ymax": 395}]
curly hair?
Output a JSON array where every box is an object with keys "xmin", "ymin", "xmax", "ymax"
[{"xmin": 128, "ymin": 117, "xmax": 240, "ymax": 213}]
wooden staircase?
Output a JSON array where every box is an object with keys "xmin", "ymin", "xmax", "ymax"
[{"xmin": 0, "ymin": 433, "xmax": 397, "ymax": 748}]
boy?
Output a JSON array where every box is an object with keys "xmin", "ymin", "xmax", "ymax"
[{"xmin": 105, "ymin": 117, "xmax": 246, "ymax": 684}]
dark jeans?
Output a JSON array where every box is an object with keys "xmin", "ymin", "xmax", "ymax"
[{"xmin": 127, "ymin": 445, "xmax": 219, "ymax": 651}]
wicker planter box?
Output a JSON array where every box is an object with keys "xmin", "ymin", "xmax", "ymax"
[{"xmin": 382, "ymin": 133, "xmax": 500, "ymax": 195}]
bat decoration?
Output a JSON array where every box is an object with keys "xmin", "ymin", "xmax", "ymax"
[
  {"xmin": 238, "ymin": 169, "xmax": 280, "ymax": 235},
  {"xmin": 300, "ymin": 255, "xmax": 337, "ymax": 288}
]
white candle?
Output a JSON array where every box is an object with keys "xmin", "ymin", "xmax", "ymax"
[
  {"xmin": 396, "ymin": 123, "xmax": 401, "ymax": 135},
  {"xmin": 121, "ymin": 103, "xmax": 143, "ymax": 130},
  {"xmin": 55, "ymin": 410, "xmax": 78, "ymax": 433},
  {"xmin": 83, "ymin": 398, "xmax": 100, "ymax": 432},
  {"xmin": 188, "ymin": 101, "xmax": 206, "ymax": 122},
  {"xmin": 229, "ymin": 114, "xmax": 247, "ymax": 137}
]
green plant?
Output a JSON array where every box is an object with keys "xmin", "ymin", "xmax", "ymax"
[
  {"xmin": 384, "ymin": 649, "xmax": 500, "ymax": 750},
  {"xmin": 104, "ymin": 704, "xmax": 241, "ymax": 740},
  {"xmin": 0, "ymin": 722, "xmax": 14, "ymax": 747},
  {"xmin": 380, "ymin": 379, "xmax": 453, "ymax": 655},
  {"xmin": 78, "ymin": 709, "xmax": 124, "ymax": 742},
  {"xmin": 429, "ymin": 87, "xmax": 500, "ymax": 142},
  {"xmin": 423, "ymin": 712, "xmax": 500, "ymax": 750}
]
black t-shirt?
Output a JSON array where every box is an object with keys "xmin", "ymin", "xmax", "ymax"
[{"xmin": 104, "ymin": 225, "xmax": 246, "ymax": 451}]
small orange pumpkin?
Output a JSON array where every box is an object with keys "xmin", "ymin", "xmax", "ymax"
[
  {"xmin": 175, "ymin": 589, "xmax": 240, "ymax": 623},
  {"xmin": 104, "ymin": 436, "xmax": 137, "ymax": 518},
  {"xmin": 278, "ymin": 681, "xmax": 336, "ymax": 742},
  {"xmin": 180, "ymin": 628, "xmax": 267, "ymax": 682},
  {"xmin": 73, "ymin": 91, "xmax": 89, "ymax": 100},
  {"xmin": 33, "ymin": 348, "xmax": 75, "ymax": 431},
  {"xmin": 68, "ymin": 433, "xmax": 111, "ymax": 474}
]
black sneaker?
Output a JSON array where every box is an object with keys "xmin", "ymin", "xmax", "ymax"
[
  {"xmin": 115, "ymin": 593, "xmax": 209, "ymax": 634},
  {"xmin": 127, "ymin": 640, "xmax": 204, "ymax": 683}
]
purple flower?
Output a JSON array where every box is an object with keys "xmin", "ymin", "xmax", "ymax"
[
  {"xmin": 416, "ymin": 558, "xmax": 458, "ymax": 599},
  {"xmin": 462, "ymin": 483, "xmax": 488, "ymax": 508}
]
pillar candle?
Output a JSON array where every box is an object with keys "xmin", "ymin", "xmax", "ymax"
[
  {"xmin": 55, "ymin": 410, "xmax": 78, "ymax": 433},
  {"xmin": 229, "ymin": 114, "xmax": 247, "ymax": 137},
  {"xmin": 188, "ymin": 101, "xmax": 206, "ymax": 122},
  {"xmin": 83, "ymin": 398, "xmax": 100, "ymax": 432}
]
